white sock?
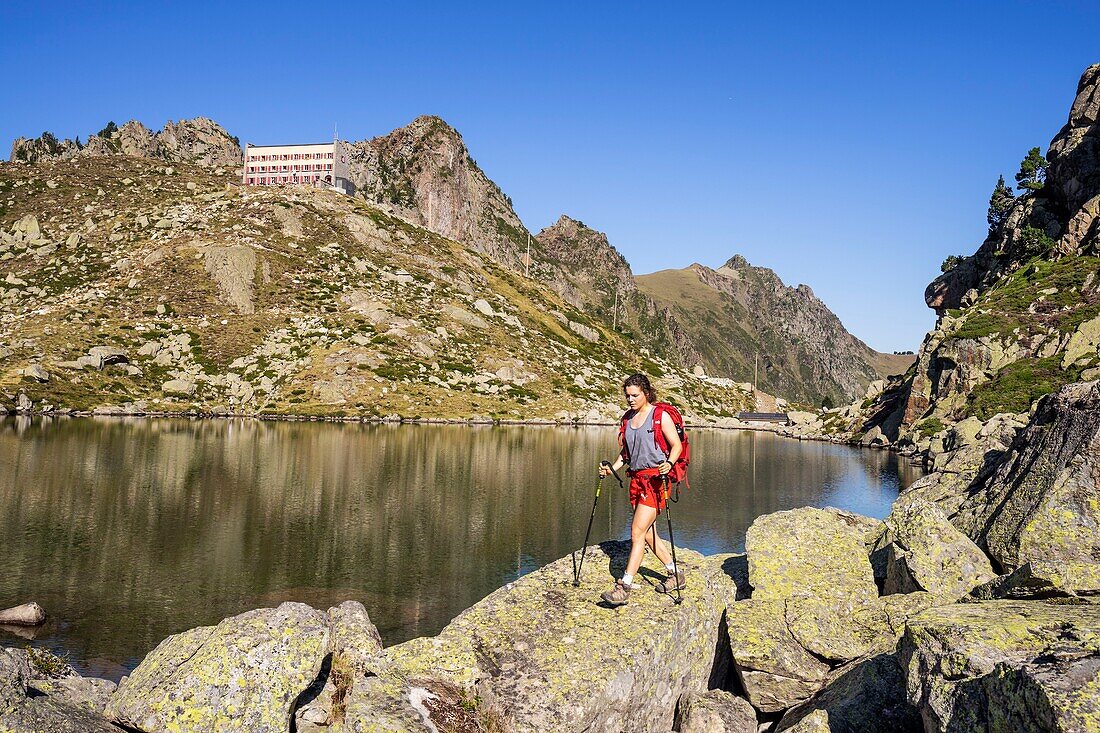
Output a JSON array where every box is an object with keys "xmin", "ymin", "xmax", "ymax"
[
  {"xmin": 666, "ymin": 562, "xmax": 677, "ymax": 573},
  {"xmin": 621, "ymin": 573, "xmax": 634, "ymax": 586}
]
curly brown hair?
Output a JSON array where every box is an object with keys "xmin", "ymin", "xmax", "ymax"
[{"xmin": 622, "ymin": 373, "xmax": 657, "ymax": 403}]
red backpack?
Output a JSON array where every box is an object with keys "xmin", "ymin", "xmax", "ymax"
[{"xmin": 618, "ymin": 402, "xmax": 691, "ymax": 487}]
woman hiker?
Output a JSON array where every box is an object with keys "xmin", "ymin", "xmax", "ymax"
[{"xmin": 598, "ymin": 373, "xmax": 685, "ymax": 606}]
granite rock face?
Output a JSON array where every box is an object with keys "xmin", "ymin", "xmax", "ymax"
[
  {"xmin": 106, "ymin": 601, "xmax": 332, "ymax": 733},
  {"xmin": 951, "ymin": 381, "xmax": 1100, "ymax": 594},
  {"xmin": 10, "ymin": 117, "xmax": 241, "ymax": 168},
  {"xmin": 876, "ymin": 498, "xmax": 996, "ymax": 599},
  {"xmin": 899, "ymin": 601, "xmax": 1100, "ymax": 733},
  {"xmin": 347, "ymin": 115, "xmax": 527, "ymax": 269},
  {"xmin": 677, "ymin": 689, "xmax": 757, "ymax": 733},
  {"xmin": 729, "ymin": 509, "xmax": 936, "ymax": 714},
  {"xmin": 332, "ymin": 542, "xmax": 739, "ymax": 733}
]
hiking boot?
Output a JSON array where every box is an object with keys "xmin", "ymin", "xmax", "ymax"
[
  {"xmin": 656, "ymin": 568, "xmax": 686, "ymax": 594},
  {"xmin": 600, "ymin": 580, "xmax": 631, "ymax": 606}
]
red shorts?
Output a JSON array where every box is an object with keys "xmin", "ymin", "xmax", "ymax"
[{"xmin": 628, "ymin": 468, "xmax": 667, "ymax": 512}]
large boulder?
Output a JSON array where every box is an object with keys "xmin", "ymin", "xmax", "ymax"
[
  {"xmin": 776, "ymin": 653, "xmax": 921, "ymax": 733},
  {"xmin": 332, "ymin": 542, "xmax": 740, "ymax": 733},
  {"xmin": 724, "ymin": 599, "xmax": 831, "ymax": 713},
  {"xmin": 745, "ymin": 509, "xmax": 883, "ymax": 662},
  {"xmin": 294, "ymin": 601, "xmax": 385, "ymax": 732},
  {"xmin": 899, "ymin": 601, "xmax": 1100, "ymax": 733},
  {"xmin": 676, "ymin": 689, "xmax": 757, "ymax": 733},
  {"xmin": 730, "ymin": 509, "xmax": 941, "ymax": 715},
  {"xmin": 0, "ymin": 647, "xmax": 120, "ymax": 732},
  {"xmin": 951, "ymin": 381, "xmax": 1100, "ymax": 594},
  {"xmin": 875, "ymin": 499, "xmax": 996, "ymax": 599},
  {"xmin": 106, "ymin": 601, "xmax": 332, "ymax": 733}
]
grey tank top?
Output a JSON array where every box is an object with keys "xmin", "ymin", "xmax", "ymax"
[{"xmin": 625, "ymin": 407, "xmax": 665, "ymax": 471}]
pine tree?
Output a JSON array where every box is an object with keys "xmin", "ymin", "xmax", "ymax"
[
  {"xmin": 1015, "ymin": 147, "xmax": 1048, "ymax": 192},
  {"xmin": 987, "ymin": 175, "xmax": 1015, "ymax": 231}
]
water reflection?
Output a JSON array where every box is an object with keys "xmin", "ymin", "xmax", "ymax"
[{"xmin": 0, "ymin": 417, "xmax": 920, "ymax": 679}]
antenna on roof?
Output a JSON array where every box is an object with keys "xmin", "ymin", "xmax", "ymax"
[{"xmin": 334, "ymin": 122, "xmax": 338, "ymax": 143}]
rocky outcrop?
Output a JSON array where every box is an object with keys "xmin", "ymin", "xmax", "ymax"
[
  {"xmin": 106, "ymin": 602, "xmax": 334, "ymax": 732},
  {"xmin": 898, "ymin": 63, "xmax": 1100, "ymax": 432},
  {"xmin": 347, "ymin": 115, "xmax": 528, "ymax": 268},
  {"xmin": 676, "ymin": 689, "xmax": 757, "ymax": 733},
  {"xmin": 950, "ymin": 380, "xmax": 1100, "ymax": 593},
  {"xmin": 9, "ymin": 131, "xmax": 82, "ymax": 164},
  {"xmin": 728, "ymin": 508, "xmax": 936, "ymax": 714},
  {"xmin": 345, "ymin": 541, "xmax": 738, "ymax": 733},
  {"xmin": 899, "ymin": 601, "xmax": 1100, "ymax": 733},
  {"xmin": 638, "ymin": 257, "xmax": 911, "ymax": 404},
  {"xmin": 9, "ymin": 117, "xmax": 241, "ymax": 168},
  {"xmin": 203, "ymin": 245, "xmax": 257, "ymax": 314}
]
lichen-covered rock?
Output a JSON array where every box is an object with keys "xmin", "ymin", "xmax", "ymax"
[
  {"xmin": 970, "ymin": 563, "xmax": 1078, "ymax": 601},
  {"xmin": 876, "ymin": 499, "xmax": 995, "ymax": 599},
  {"xmin": 31, "ymin": 674, "xmax": 117, "ymax": 715},
  {"xmin": 294, "ymin": 602, "xmax": 385, "ymax": 732},
  {"xmin": 951, "ymin": 381, "xmax": 1100, "ymax": 594},
  {"xmin": 745, "ymin": 508, "xmax": 884, "ymax": 663},
  {"xmin": 106, "ymin": 601, "xmax": 330, "ymax": 733},
  {"xmin": 776, "ymin": 653, "xmax": 921, "ymax": 733},
  {"xmin": 725, "ymin": 599, "xmax": 831, "ymax": 713},
  {"xmin": 746, "ymin": 508, "xmax": 879, "ymax": 604},
  {"xmin": 898, "ymin": 601, "xmax": 1100, "ymax": 733},
  {"xmin": 0, "ymin": 647, "xmax": 30, "ymax": 707},
  {"xmin": 0, "ymin": 695, "xmax": 121, "ymax": 732},
  {"xmin": 0, "ymin": 646, "xmax": 120, "ymax": 732},
  {"xmin": 676, "ymin": 689, "xmax": 757, "ymax": 733},
  {"xmin": 337, "ymin": 542, "xmax": 739, "ymax": 733}
]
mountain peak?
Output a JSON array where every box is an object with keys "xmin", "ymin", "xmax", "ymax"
[
  {"xmin": 10, "ymin": 116, "xmax": 241, "ymax": 167},
  {"xmin": 722, "ymin": 254, "xmax": 751, "ymax": 270}
]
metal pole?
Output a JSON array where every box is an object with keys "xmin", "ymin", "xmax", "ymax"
[
  {"xmin": 662, "ymin": 476, "xmax": 683, "ymax": 604},
  {"xmin": 572, "ymin": 473, "xmax": 605, "ymax": 586}
]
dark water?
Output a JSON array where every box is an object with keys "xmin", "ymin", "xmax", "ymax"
[{"xmin": 0, "ymin": 417, "xmax": 920, "ymax": 680}]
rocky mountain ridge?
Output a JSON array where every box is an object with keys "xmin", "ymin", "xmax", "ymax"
[
  {"xmin": 10, "ymin": 117, "xmax": 242, "ymax": 169},
  {"xmin": 0, "ymin": 154, "xmax": 754, "ymax": 423},
  {"xmin": 3, "ymin": 114, "xmax": 896, "ymax": 412},
  {"xmin": 638, "ymin": 256, "xmax": 912, "ymax": 405}
]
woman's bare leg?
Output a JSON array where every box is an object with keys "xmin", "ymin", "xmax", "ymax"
[
  {"xmin": 646, "ymin": 523, "xmax": 673, "ymax": 567},
  {"xmin": 625, "ymin": 504, "xmax": 658, "ymax": 579}
]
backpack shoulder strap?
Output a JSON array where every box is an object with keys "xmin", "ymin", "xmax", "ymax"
[
  {"xmin": 618, "ymin": 409, "xmax": 633, "ymax": 455},
  {"xmin": 652, "ymin": 403, "xmax": 670, "ymax": 455}
]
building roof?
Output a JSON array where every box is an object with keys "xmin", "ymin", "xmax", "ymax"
[{"xmin": 245, "ymin": 142, "xmax": 337, "ymax": 148}]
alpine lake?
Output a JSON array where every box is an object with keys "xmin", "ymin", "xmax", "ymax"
[{"xmin": 0, "ymin": 416, "xmax": 922, "ymax": 681}]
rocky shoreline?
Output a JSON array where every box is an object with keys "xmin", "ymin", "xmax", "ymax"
[{"xmin": 2, "ymin": 379, "xmax": 1096, "ymax": 732}]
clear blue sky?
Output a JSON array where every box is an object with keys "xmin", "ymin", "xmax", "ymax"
[{"xmin": 3, "ymin": 1, "xmax": 1097, "ymax": 352}]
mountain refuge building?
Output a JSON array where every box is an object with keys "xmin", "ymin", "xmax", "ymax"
[{"xmin": 242, "ymin": 140, "xmax": 354, "ymax": 194}]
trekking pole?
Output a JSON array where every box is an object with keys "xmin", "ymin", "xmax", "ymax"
[
  {"xmin": 662, "ymin": 474, "xmax": 684, "ymax": 605},
  {"xmin": 572, "ymin": 461, "xmax": 620, "ymax": 586}
]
